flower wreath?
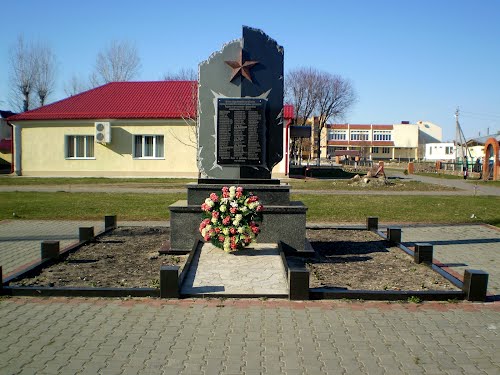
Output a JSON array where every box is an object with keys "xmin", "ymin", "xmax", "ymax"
[{"xmin": 199, "ymin": 186, "xmax": 263, "ymax": 252}]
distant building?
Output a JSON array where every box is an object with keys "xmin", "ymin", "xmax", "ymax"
[
  {"xmin": 424, "ymin": 143, "xmax": 456, "ymax": 161},
  {"xmin": 319, "ymin": 120, "xmax": 442, "ymax": 162}
]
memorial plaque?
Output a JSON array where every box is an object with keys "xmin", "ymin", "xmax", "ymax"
[{"xmin": 216, "ymin": 98, "xmax": 266, "ymax": 165}]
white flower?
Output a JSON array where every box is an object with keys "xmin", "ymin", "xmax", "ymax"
[
  {"xmin": 240, "ymin": 206, "xmax": 248, "ymax": 213},
  {"xmin": 205, "ymin": 198, "xmax": 214, "ymax": 207},
  {"xmin": 220, "ymin": 205, "xmax": 227, "ymax": 212},
  {"xmin": 205, "ymin": 224, "xmax": 212, "ymax": 231},
  {"xmin": 233, "ymin": 219, "xmax": 240, "ymax": 226},
  {"xmin": 238, "ymin": 227, "xmax": 244, "ymax": 234},
  {"xmin": 221, "ymin": 197, "xmax": 230, "ymax": 204},
  {"xmin": 230, "ymin": 201, "xmax": 239, "ymax": 208},
  {"xmin": 201, "ymin": 228, "xmax": 207, "ymax": 237},
  {"xmin": 235, "ymin": 214, "xmax": 243, "ymax": 221},
  {"xmin": 229, "ymin": 186, "xmax": 236, "ymax": 194},
  {"xmin": 211, "ymin": 217, "xmax": 218, "ymax": 224},
  {"xmin": 223, "ymin": 228, "xmax": 230, "ymax": 235}
]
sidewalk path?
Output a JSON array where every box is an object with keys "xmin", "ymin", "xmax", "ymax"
[
  {"xmin": 401, "ymin": 224, "xmax": 500, "ymax": 297},
  {"xmin": 0, "ymin": 297, "xmax": 499, "ymax": 375},
  {"xmin": 0, "ymin": 220, "xmax": 105, "ymax": 278}
]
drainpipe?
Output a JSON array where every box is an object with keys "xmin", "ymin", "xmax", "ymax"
[
  {"xmin": 285, "ymin": 118, "xmax": 292, "ymax": 176},
  {"xmin": 13, "ymin": 123, "xmax": 22, "ymax": 176},
  {"xmin": 7, "ymin": 122, "xmax": 14, "ymax": 174}
]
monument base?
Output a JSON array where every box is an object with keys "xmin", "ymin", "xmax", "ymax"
[{"xmin": 169, "ymin": 182, "xmax": 310, "ymax": 254}]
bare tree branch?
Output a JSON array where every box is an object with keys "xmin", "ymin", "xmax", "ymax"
[
  {"xmin": 64, "ymin": 74, "xmax": 89, "ymax": 96},
  {"xmin": 91, "ymin": 40, "xmax": 141, "ymax": 86},
  {"xmin": 33, "ymin": 43, "xmax": 57, "ymax": 106},
  {"xmin": 162, "ymin": 68, "xmax": 197, "ymax": 81},
  {"xmin": 9, "ymin": 36, "xmax": 38, "ymax": 111}
]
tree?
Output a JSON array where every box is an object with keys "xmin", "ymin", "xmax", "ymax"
[
  {"xmin": 90, "ymin": 40, "xmax": 141, "ymax": 86},
  {"xmin": 64, "ymin": 74, "xmax": 89, "ymax": 96},
  {"xmin": 285, "ymin": 67, "xmax": 356, "ymax": 166},
  {"xmin": 285, "ymin": 67, "xmax": 322, "ymax": 165},
  {"xmin": 314, "ymin": 73, "xmax": 356, "ymax": 165},
  {"xmin": 8, "ymin": 36, "xmax": 57, "ymax": 111},
  {"xmin": 33, "ymin": 43, "xmax": 57, "ymax": 106},
  {"xmin": 9, "ymin": 36, "xmax": 39, "ymax": 111},
  {"xmin": 161, "ymin": 68, "xmax": 197, "ymax": 81}
]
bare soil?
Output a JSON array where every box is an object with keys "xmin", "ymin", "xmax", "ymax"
[
  {"xmin": 12, "ymin": 227, "xmax": 186, "ymax": 288},
  {"xmin": 12, "ymin": 227, "xmax": 459, "ymax": 291},
  {"xmin": 300, "ymin": 229, "xmax": 459, "ymax": 291}
]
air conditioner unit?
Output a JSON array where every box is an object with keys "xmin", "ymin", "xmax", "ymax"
[{"xmin": 95, "ymin": 122, "xmax": 111, "ymax": 143}]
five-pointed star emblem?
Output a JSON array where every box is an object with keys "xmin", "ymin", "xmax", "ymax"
[{"xmin": 225, "ymin": 50, "xmax": 259, "ymax": 83}]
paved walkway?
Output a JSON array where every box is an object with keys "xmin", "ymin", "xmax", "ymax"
[
  {"xmin": 0, "ymin": 220, "xmax": 167, "ymax": 279},
  {"xmin": 400, "ymin": 224, "xmax": 500, "ymax": 297},
  {"xmin": 181, "ymin": 243, "xmax": 288, "ymax": 296},
  {"xmin": 0, "ymin": 297, "xmax": 499, "ymax": 375},
  {"xmin": 1, "ymin": 220, "xmax": 500, "ymax": 374}
]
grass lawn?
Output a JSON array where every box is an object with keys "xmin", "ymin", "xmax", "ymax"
[
  {"xmin": 1, "ymin": 192, "xmax": 498, "ymax": 227},
  {"xmin": 469, "ymin": 180, "xmax": 500, "ymax": 187},
  {"xmin": 0, "ymin": 177, "xmax": 196, "ymax": 187},
  {"xmin": 414, "ymin": 172, "xmax": 480, "ymax": 180}
]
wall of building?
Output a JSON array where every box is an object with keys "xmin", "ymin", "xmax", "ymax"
[
  {"xmin": 425, "ymin": 143, "xmax": 456, "ymax": 161},
  {"xmin": 14, "ymin": 119, "xmax": 199, "ymax": 177}
]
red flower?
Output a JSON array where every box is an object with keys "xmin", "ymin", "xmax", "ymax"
[
  {"xmin": 204, "ymin": 234, "xmax": 211, "ymax": 241},
  {"xmin": 236, "ymin": 186, "xmax": 244, "ymax": 193},
  {"xmin": 222, "ymin": 186, "xmax": 229, "ymax": 193},
  {"xmin": 222, "ymin": 192, "xmax": 230, "ymax": 198},
  {"xmin": 251, "ymin": 226, "xmax": 260, "ymax": 234},
  {"xmin": 256, "ymin": 205, "xmax": 263, "ymax": 212},
  {"xmin": 215, "ymin": 227, "xmax": 221, "ymax": 233},
  {"xmin": 231, "ymin": 242, "xmax": 238, "ymax": 250},
  {"xmin": 203, "ymin": 218, "xmax": 211, "ymax": 225},
  {"xmin": 210, "ymin": 193, "xmax": 219, "ymax": 202},
  {"xmin": 218, "ymin": 235, "xmax": 225, "ymax": 242},
  {"xmin": 230, "ymin": 227, "xmax": 237, "ymax": 235},
  {"xmin": 230, "ymin": 207, "xmax": 238, "ymax": 214},
  {"xmin": 235, "ymin": 192, "xmax": 242, "ymax": 198},
  {"xmin": 222, "ymin": 216, "xmax": 231, "ymax": 225},
  {"xmin": 212, "ymin": 211, "xmax": 219, "ymax": 218}
]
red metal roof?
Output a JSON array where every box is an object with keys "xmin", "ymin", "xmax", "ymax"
[{"xmin": 8, "ymin": 81, "xmax": 198, "ymax": 121}]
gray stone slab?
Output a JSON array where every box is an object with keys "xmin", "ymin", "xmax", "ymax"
[{"xmin": 180, "ymin": 242, "xmax": 288, "ymax": 295}]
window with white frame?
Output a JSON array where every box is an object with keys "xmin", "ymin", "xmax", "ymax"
[
  {"xmin": 133, "ymin": 135, "xmax": 164, "ymax": 159},
  {"xmin": 350, "ymin": 130, "xmax": 369, "ymax": 141},
  {"xmin": 373, "ymin": 130, "xmax": 392, "ymax": 141},
  {"xmin": 372, "ymin": 147, "xmax": 379, "ymax": 153},
  {"xmin": 328, "ymin": 130, "xmax": 347, "ymax": 141},
  {"xmin": 382, "ymin": 147, "xmax": 391, "ymax": 154},
  {"xmin": 66, "ymin": 135, "xmax": 94, "ymax": 159},
  {"xmin": 445, "ymin": 146, "xmax": 454, "ymax": 155}
]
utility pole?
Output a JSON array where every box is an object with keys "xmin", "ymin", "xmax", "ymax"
[{"xmin": 454, "ymin": 107, "xmax": 472, "ymax": 164}]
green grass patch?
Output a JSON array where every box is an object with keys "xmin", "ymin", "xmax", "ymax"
[
  {"xmin": 1, "ymin": 192, "xmax": 186, "ymax": 220},
  {"xmin": 292, "ymin": 194, "xmax": 500, "ymax": 226},
  {"xmin": 0, "ymin": 177, "xmax": 196, "ymax": 187},
  {"xmin": 1, "ymin": 192, "xmax": 498, "ymax": 227}
]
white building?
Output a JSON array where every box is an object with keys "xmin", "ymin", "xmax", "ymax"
[{"xmin": 424, "ymin": 143, "xmax": 456, "ymax": 161}]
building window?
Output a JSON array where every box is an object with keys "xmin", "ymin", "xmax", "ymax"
[
  {"xmin": 350, "ymin": 130, "xmax": 369, "ymax": 141},
  {"xmin": 445, "ymin": 146, "xmax": 454, "ymax": 155},
  {"xmin": 328, "ymin": 130, "xmax": 347, "ymax": 141},
  {"xmin": 372, "ymin": 147, "xmax": 379, "ymax": 153},
  {"xmin": 66, "ymin": 135, "xmax": 94, "ymax": 159},
  {"xmin": 382, "ymin": 147, "xmax": 390, "ymax": 154},
  {"xmin": 133, "ymin": 135, "xmax": 164, "ymax": 159},
  {"xmin": 373, "ymin": 130, "xmax": 392, "ymax": 141}
]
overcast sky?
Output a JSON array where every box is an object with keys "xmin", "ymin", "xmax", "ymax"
[{"xmin": 1, "ymin": 0, "xmax": 499, "ymax": 141}]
